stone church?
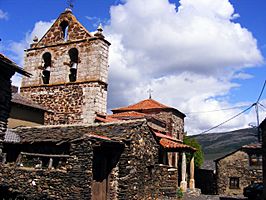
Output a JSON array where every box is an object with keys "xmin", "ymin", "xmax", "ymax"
[{"xmin": 0, "ymin": 9, "xmax": 196, "ymax": 199}]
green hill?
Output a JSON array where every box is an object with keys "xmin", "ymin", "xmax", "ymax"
[{"xmin": 190, "ymin": 128, "xmax": 258, "ymax": 161}]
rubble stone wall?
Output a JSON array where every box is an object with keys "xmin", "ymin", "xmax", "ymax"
[
  {"xmin": 20, "ymin": 11, "xmax": 110, "ymax": 125},
  {"xmin": 148, "ymin": 111, "xmax": 184, "ymax": 140},
  {"xmin": 103, "ymin": 122, "xmax": 179, "ymax": 199},
  {"xmin": 216, "ymin": 150, "xmax": 263, "ymax": 196},
  {"xmin": 20, "ymin": 81, "xmax": 107, "ymax": 125},
  {"xmin": 0, "ymin": 139, "xmax": 93, "ymax": 199},
  {"xmin": 0, "ymin": 69, "xmax": 14, "ymax": 134}
]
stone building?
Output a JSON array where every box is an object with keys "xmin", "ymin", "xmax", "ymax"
[
  {"xmin": 95, "ymin": 98, "xmax": 197, "ymax": 191},
  {"xmin": 8, "ymin": 92, "xmax": 52, "ymax": 128},
  {"xmin": 259, "ymin": 118, "xmax": 266, "ymax": 200},
  {"xmin": 0, "ymin": 9, "xmax": 197, "ymax": 199},
  {"xmin": 20, "ymin": 9, "xmax": 110, "ymax": 125},
  {"xmin": 0, "ymin": 53, "xmax": 31, "ymax": 134},
  {"xmin": 215, "ymin": 143, "xmax": 262, "ymax": 196}
]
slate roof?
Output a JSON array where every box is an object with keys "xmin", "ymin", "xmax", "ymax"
[
  {"xmin": 4, "ymin": 129, "xmax": 21, "ymax": 143},
  {"xmin": 11, "ymin": 93, "xmax": 52, "ymax": 112},
  {"xmin": 215, "ymin": 143, "xmax": 262, "ymax": 162},
  {"xmin": 0, "ymin": 53, "xmax": 31, "ymax": 77},
  {"xmin": 11, "ymin": 119, "xmax": 147, "ymax": 144}
]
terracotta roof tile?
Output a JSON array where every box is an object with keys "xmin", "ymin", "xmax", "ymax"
[
  {"xmin": 109, "ymin": 111, "xmax": 146, "ymax": 118},
  {"xmin": 153, "ymin": 130, "xmax": 181, "ymax": 142},
  {"xmin": 112, "ymin": 99, "xmax": 170, "ymax": 112},
  {"xmin": 242, "ymin": 143, "xmax": 261, "ymax": 149},
  {"xmin": 160, "ymin": 138, "xmax": 196, "ymax": 151}
]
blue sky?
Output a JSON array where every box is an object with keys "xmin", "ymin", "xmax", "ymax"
[{"xmin": 0, "ymin": 0, "xmax": 266, "ymax": 134}]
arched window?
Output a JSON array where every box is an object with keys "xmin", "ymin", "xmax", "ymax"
[
  {"xmin": 68, "ymin": 48, "xmax": 79, "ymax": 82},
  {"xmin": 41, "ymin": 52, "xmax": 51, "ymax": 84},
  {"xmin": 60, "ymin": 21, "xmax": 69, "ymax": 42}
]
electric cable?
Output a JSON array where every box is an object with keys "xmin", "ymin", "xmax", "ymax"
[{"xmin": 199, "ymin": 104, "xmax": 254, "ymax": 134}]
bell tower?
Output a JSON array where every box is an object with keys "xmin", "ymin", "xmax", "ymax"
[{"xmin": 20, "ymin": 9, "xmax": 110, "ymax": 125}]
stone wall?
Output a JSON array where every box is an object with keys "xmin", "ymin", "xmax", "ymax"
[
  {"xmin": 216, "ymin": 150, "xmax": 263, "ymax": 195},
  {"xmin": 0, "ymin": 138, "xmax": 94, "ymax": 199},
  {"xmin": 101, "ymin": 121, "xmax": 179, "ymax": 199},
  {"xmin": 0, "ymin": 67, "xmax": 14, "ymax": 135},
  {"xmin": 0, "ymin": 120, "xmax": 180, "ymax": 199},
  {"xmin": 20, "ymin": 10, "xmax": 110, "ymax": 125},
  {"xmin": 148, "ymin": 110, "xmax": 184, "ymax": 140},
  {"xmin": 21, "ymin": 82, "xmax": 107, "ymax": 125}
]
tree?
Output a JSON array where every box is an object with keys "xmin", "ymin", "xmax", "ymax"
[{"xmin": 183, "ymin": 136, "xmax": 204, "ymax": 168}]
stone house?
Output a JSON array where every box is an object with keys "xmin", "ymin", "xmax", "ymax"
[
  {"xmin": 215, "ymin": 143, "xmax": 262, "ymax": 196},
  {"xmin": 0, "ymin": 8, "xmax": 196, "ymax": 199},
  {"xmin": 8, "ymin": 92, "xmax": 52, "ymax": 128},
  {"xmin": 0, "ymin": 53, "xmax": 31, "ymax": 134},
  {"xmin": 259, "ymin": 118, "xmax": 266, "ymax": 199}
]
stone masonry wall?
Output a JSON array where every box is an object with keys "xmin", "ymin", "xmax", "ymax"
[
  {"xmin": 0, "ymin": 68, "xmax": 14, "ymax": 136},
  {"xmin": 148, "ymin": 111, "xmax": 184, "ymax": 140},
  {"xmin": 20, "ymin": 82, "xmax": 107, "ymax": 125},
  {"xmin": 216, "ymin": 150, "xmax": 263, "ymax": 196},
  {"xmin": 0, "ymin": 139, "xmax": 93, "ymax": 199},
  {"xmin": 21, "ymin": 39, "xmax": 109, "ymax": 86},
  {"xmin": 101, "ymin": 121, "xmax": 179, "ymax": 199},
  {"xmin": 20, "ymin": 10, "xmax": 110, "ymax": 124}
]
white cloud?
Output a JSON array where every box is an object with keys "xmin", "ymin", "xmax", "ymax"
[
  {"xmin": 0, "ymin": 9, "xmax": 8, "ymax": 20},
  {"xmin": 8, "ymin": 0, "xmax": 265, "ymax": 134},
  {"xmin": 104, "ymin": 0, "xmax": 264, "ymax": 134},
  {"xmin": 9, "ymin": 20, "xmax": 54, "ymax": 86}
]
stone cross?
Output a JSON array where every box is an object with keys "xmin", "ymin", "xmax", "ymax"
[{"xmin": 147, "ymin": 89, "xmax": 153, "ymax": 99}]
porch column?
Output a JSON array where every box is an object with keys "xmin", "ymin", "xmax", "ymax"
[
  {"xmin": 189, "ymin": 156, "xmax": 195, "ymax": 190},
  {"xmin": 180, "ymin": 152, "xmax": 187, "ymax": 191}
]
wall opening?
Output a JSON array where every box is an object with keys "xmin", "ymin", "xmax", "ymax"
[
  {"xmin": 60, "ymin": 20, "xmax": 69, "ymax": 42},
  {"xmin": 68, "ymin": 48, "xmax": 79, "ymax": 82},
  {"xmin": 41, "ymin": 52, "xmax": 51, "ymax": 84}
]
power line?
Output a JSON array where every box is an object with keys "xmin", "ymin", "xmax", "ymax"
[
  {"xmin": 199, "ymin": 104, "xmax": 254, "ymax": 134},
  {"xmin": 185, "ymin": 105, "xmax": 249, "ymax": 115},
  {"xmin": 256, "ymin": 80, "xmax": 266, "ymax": 103}
]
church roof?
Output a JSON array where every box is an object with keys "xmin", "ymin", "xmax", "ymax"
[
  {"xmin": 112, "ymin": 98, "xmax": 185, "ymax": 117},
  {"xmin": 112, "ymin": 99, "xmax": 170, "ymax": 111}
]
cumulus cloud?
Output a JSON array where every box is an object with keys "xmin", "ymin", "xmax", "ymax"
[
  {"xmin": 8, "ymin": 0, "xmax": 264, "ymax": 134},
  {"xmin": 104, "ymin": 0, "xmax": 264, "ymax": 134},
  {"xmin": 0, "ymin": 9, "xmax": 8, "ymax": 20},
  {"xmin": 10, "ymin": 20, "xmax": 54, "ymax": 86}
]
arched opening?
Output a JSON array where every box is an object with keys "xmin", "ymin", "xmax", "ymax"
[
  {"xmin": 68, "ymin": 48, "xmax": 79, "ymax": 82},
  {"xmin": 41, "ymin": 52, "xmax": 51, "ymax": 84},
  {"xmin": 60, "ymin": 20, "xmax": 69, "ymax": 42}
]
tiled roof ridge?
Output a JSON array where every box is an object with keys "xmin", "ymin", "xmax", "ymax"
[{"xmin": 112, "ymin": 98, "xmax": 170, "ymax": 111}]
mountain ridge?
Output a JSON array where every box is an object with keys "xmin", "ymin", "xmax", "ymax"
[{"xmin": 190, "ymin": 128, "xmax": 258, "ymax": 161}]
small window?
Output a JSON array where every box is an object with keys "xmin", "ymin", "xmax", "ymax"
[
  {"xmin": 60, "ymin": 21, "xmax": 69, "ymax": 42},
  {"xmin": 249, "ymin": 154, "xmax": 262, "ymax": 166},
  {"xmin": 41, "ymin": 52, "xmax": 51, "ymax": 84},
  {"xmin": 229, "ymin": 177, "xmax": 240, "ymax": 189}
]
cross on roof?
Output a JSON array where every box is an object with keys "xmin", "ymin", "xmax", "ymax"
[
  {"xmin": 67, "ymin": 0, "xmax": 74, "ymax": 10},
  {"xmin": 147, "ymin": 89, "xmax": 153, "ymax": 99}
]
